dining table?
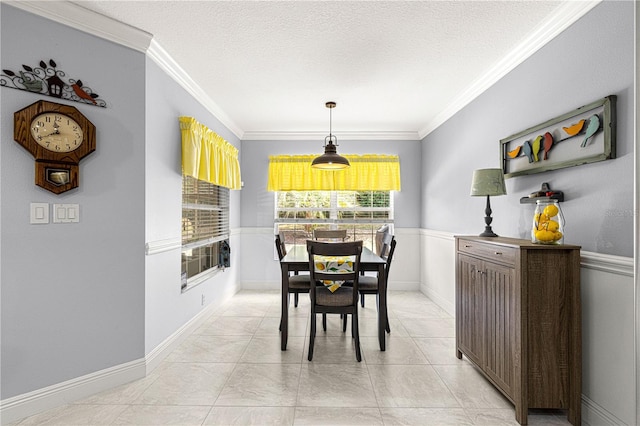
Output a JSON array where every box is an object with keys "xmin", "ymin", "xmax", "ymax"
[{"xmin": 279, "ymin": 244, "xmax": 387, "ymax": 351}]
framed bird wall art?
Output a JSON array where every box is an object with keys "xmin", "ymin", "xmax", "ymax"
[{"xmin": 500, "ymin": 95, "xmax": 616, "ymax": 178}]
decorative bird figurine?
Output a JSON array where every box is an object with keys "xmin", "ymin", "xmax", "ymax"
[
  {"xmin": 507, "ymin": 146, "xmax": 521, "ymax": 158},
  {"xmin": 522, "ymin": 140, "xmax": 534, "ymax": 163},
  {"xmin": 71, "ymin": 79, "xmax": 97, "ymax": 105},
  {"xmin": 563, "ymin": 119, "xmax": 585, "ymax": 137},
  {"xmin": 19, "ymin": 71, "xmax": 43, "ymax": 92},
  {"xmin": 543, "ymin": 132, "xmax": 554, "ymax": 160},
  {"xmin": 581, "ymin": 114, "xmax": 600, "ymax": 147},
  {"xmin": 531, "ymin": 135, "xmax": 543, "ymax": 162}
]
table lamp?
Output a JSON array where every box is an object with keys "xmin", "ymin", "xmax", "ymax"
[{"xmin": 470, "ymin": 168, "xmax": 507, "ymax": 237}]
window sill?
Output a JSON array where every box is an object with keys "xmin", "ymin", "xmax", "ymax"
[{"xmin": 181, "ymin": 267, "xmax": 223, "ymax": 293}]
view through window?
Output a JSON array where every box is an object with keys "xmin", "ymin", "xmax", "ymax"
[{"xmin": 275, "ymin": 190, "xmax": 393, "ymax": 253}]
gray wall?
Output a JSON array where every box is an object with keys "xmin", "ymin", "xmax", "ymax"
[
  {"xmin": 421, "ymin": 1, "xmax": 634, "ymax": 257},
  {"xmin": 241, "ymin": 139, "xmax": 422, "ymax": 229},
  {"xmin": 144, "ymin": 57, "xmax": 242, "ymax": 354},
  {"xmin": 1, "ymin": 5, "xmax": 145, "ymax": 398}
]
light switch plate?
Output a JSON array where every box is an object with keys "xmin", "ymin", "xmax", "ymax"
[
  {"xmin": 30, "ymin": 203, "xmax": 49, "ymax": 224},
  {"xmin": 53, "ymin": 204, "xmax": 80, "ymax": 223}
]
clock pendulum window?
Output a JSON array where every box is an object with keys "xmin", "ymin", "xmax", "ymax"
[{"xmin": 13, "ymin": 100, "xmax": 96, "ymax": 194}]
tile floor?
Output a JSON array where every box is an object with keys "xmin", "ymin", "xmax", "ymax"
[{"xmin": 11, "ymin": 291, "xmax": 572, "ymax": 425}]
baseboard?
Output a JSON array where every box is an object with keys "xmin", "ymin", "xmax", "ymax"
[
  {"xmin": 0, "ymin": 298, "xmax": 221, "ymax": 425},
  {"xmin": 582, "ymin": 394, "xmax": 628, "ymax": 426},
  {"xmin": 0, "ymin": 358, "xmax": 145, "ymax": 424},
  {"xmin": 421, "ymin": 284, "xmax": 455, "ymax": 317},
  {"xmin": 144, "ymin": 298, "xmax": 222, "ymax": 374}
]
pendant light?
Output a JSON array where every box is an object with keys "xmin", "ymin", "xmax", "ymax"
[{"xmin": 311, "ymin": 101, "xmax": 350, "ymax": 170}]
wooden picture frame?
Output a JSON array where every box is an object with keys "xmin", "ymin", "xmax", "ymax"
[{"xmin": 500, "ymin": 95, "xmax": 616, "ymax": 178}]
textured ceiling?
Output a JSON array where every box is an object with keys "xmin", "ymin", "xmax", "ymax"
[{"xmin": 44, "ymin": 1, "xmax": 599, "ymax": 139}]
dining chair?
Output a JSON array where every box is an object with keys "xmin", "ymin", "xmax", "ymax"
[
  {"xmin": 358, "ymin": 234, "xmax": 395, "ymax": 333},
  {"xmin": 275, "ymin": 233, "xmax": 310, "ymax": 308},
  {"xmin": 307, "ymin": 239, "xmax": 363, "ymax": 362},
  {"xmin": 313, "ymin": 229, "xmax": 348, "ymax": 242}
]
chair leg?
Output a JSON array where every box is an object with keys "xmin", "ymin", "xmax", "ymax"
[
  {"xmin": 343, "ymin": 314, "xmax": 348, "ymax": 333},
  {"xmin": 294, "ymin": 293, "xmax": 299, "ymax": 307},
  {"xmin": 353, "ymin": 310, "xmax": 362, "ymax": 362},
  {"xmin": 322, "ymin": 313, "xmax": 327, "ymax": 331},
  {"xmin": 308, "ymin": 310, "xmax": 316, "ymax": 361},
  {"xmin": 360, "ymin": 293, "xmax": 365, "ymax": 307}
]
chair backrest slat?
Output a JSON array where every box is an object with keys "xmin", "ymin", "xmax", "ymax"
[{"xmin": 313, "ymin": 229, "xmax": 347, "ymax": 242}]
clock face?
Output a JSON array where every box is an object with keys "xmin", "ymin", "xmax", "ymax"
[{"xmin": 30, "ymin": 112, "xmax": 84, "ymax": 153}]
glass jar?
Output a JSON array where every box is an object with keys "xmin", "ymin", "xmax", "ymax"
[{"xmin": 531, "ymin": 200, "xmax": 564, "ymax": 244}]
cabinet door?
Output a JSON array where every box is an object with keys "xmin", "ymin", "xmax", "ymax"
[
  {"xmin": 456, "ymin": 254, "xmax": 484, "ymax": 367},
  {"xmin": 484, "ymin": 260, "xmax": 517, "ymax": 398}
]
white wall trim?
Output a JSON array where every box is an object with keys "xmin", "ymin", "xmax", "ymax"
[
  {"xmin": 582, "ymin": 394, "xmax": 628, "ymax": 426},
  {"xmin": 419, "ymin": 229, "xmax": 632, "ymax": 277},
  {"xmin": 242, "ymin": 130, "xmax": 419, "ymax": 141},
  {"xmin": 0, "ymin": 358, "xmax": 146, "ymax": 424},
  {"xmin": 7, "ymin": 1, "xmax": 601, "ymax": 143},
  {"xmin": 145, "ymin": 237, "xmax": 181, "ymax": 255},
  {"xmin": 145, "ymin": 228, "xmax": 241, "ymax": 256},
  {"xmin": 418, "ymin": 0, "xmax": 602, "ymax": 138},
  {"xmin": 146, "ymin": 39, "xmax": 243, "ymax": 139},
  {"xmin": 581, "ymin": 250, "xmax": 634, "ymax": 277},
  {"xmin": 5, "ymin": 1, "xmax": 153, "ymax": 53}
]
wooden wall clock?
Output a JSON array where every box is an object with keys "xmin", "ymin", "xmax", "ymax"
[{"xmin": 14, "ymin": 100, "xmax": 96, "ymax": 194}]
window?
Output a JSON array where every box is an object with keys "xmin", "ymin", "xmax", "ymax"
[
  {"xmin": 275, "ymin": 190, "xmax": 393, "ymax": 252},
  {"xmin": 181, "ymin": 175, "xmax": 229, "ymax": 290}
]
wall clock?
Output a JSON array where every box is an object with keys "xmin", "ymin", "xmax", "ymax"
[{"xmin": 14, "ymin": 100, "xmax": 96, "ymax": 194}]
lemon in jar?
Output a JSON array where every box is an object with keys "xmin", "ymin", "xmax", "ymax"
[{"xmin": 543, "ymin": 204, "xmax": 559, "ymax": 218}]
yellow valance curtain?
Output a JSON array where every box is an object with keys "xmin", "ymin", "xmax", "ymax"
[
  {"xmin": 180, "ymin": 116, "xmax": 241, "ymax": 190},
  {"xmin": 267, "ymin": 154, "xmax": 401, "ymax": 191}
]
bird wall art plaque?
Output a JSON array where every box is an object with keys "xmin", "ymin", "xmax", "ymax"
[
  {"xmin": 1, "ymin": 59, "xmax": 107, "ymax": 108},
  {"xmin": 500, "ymin": 95, "xmax": 616, "ymax": 178}
]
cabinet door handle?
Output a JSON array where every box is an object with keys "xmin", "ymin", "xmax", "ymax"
[
  {"xmin": 494, "ymin": 252, "xmax": 502, "ymax": 255},
  {"xmin": 464, "ymin": 245, "xmax": 472, "ymax": 248}
]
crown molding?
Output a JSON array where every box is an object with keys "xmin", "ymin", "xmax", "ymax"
[
  {"xmin": 5, "ymin": 1, "xmax": 153, "ymax": 52},
  {"xmin": 8, "ymin": 0, "xmax": 602, "ymax": 142},
  {"xmin": 242, "ymin": 130, "xmax": 419, "ymax": 141},
  {"xmin": 418, "ymin": 0, "xmax": 602, "ymax": 139},
  {"xmin": 146, "ymin": 39, "xmax": 244, "ymax": 138},
  {"xmin": 6, "ymin": 0, "xmax": 244, "ymax": 139}
]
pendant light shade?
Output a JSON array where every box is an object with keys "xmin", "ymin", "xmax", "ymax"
[{"xmin": 311, "ymin": 102, "xmax": 350, "ymax": 170}]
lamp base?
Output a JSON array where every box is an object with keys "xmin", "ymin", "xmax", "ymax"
[
  {"xmin": 479, "ymin": 195, "xmax": 498, "ymax": 237},
  {"xmin": 479, "ymin": 228, "xmax": 499, "ymax": 237}
]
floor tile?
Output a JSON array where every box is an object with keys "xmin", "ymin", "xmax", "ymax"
[
  {"xmin": 380, "ymin": 407, "xmax": 473, "ymax": 425},
  {"xmin": 112, "ymin": 405, "xmax": 211, "ymax": 425},
  {"xmin": 399, "ymin": 317, "xmax": 455, "ymax": 337},
  {"xmin": 297, "ymin": 363, "xmax": 377, "ymax": 407},
  {"xmin": 165, "ymin": 334, "xmax": 252, "ymax": 363},
  {"xmin": 17, "ymin": 404, "xmax": 128, "ymax": 425},
  {"xmin": 240, "ymin": 335, "xmax": 305, "ymax": 363},
  {"xmin": 360, "ymin": 336, "xmax": 428, "ymax": 364},
  {"xmin": 413, "ymin": 337, "xmax": 461, "ymax": 365},
  {"xmin": 433, "ymin": 364, "xmax": 513, "ymax": 409},
  {"xmin": 195, "ymin": 316, "xmax": 263, "ymax": 335},
  {"xmin": 368, "ymin": 364, "xmax": 460, "ymax": 407},
  {"xmin": 293, "ymin": 407, "xmax": 383, "ymax": 425},
  {"xmin": 204, "ymin": 406, "xmax": 295, "ymax": 425},
  {"xmin": 134, "ymin": 362, "xmax": 235, "ymax": 405},
  {"xmin": 215, "ymin": 363, "xmax": 301, "ymax": 406}
]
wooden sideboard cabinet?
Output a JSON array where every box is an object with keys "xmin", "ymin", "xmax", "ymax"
[{"xmin": 455, "ymin": 236, "xmax": 581, "ymax": 425}]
